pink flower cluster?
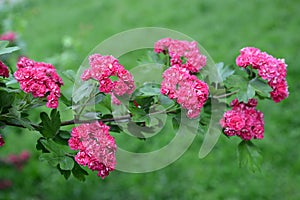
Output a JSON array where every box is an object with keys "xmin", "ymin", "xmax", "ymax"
[
  {"xmin": 236, "ymin": 47, "xmax": 289, "ymax": 102},
  {"xmin": 81, "ymin": 54, "xmax": 135, "ymax": 104},
  {"xmin": 14, "ymin": 57, "xmax": 64, "ymax": 108},
  {"xmin": 161, "ymin": 65, "xmax": 209, "ymax": 118},
  {"xmin": 68, "ymin": 122, "xmax": 117, "ymax": 179},
  {"xmin": 0, "ymin": 31, "xmax": 16, "ymax": 42},
  {"xmin": 220, "ymin": 99, "xmax": 264, "ymax": 140},
  {"xmin": 0, "ymin": 134, "xmax": 4, "ymax": 147},
  {"xmin": 0, "ymin": 60, "xmax": 9, "ymax": 78},
  {"xmin": 154, "ymin": 38, "xmax": 207, "ymax": 73},
  {"xmin": 1, "ymin": 150, "xmax": 30, "ymax": 170}
]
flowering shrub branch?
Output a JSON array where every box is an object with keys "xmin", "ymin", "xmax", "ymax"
[{"xmin": 0, "ymin": 34, "xmax": 289, "ymax": 181}]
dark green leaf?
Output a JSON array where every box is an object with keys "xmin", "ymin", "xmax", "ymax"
[
  {"xmin": 57, "ymin": 165, "xmax": 71, "ymax": 180},
  {"xmin": 224, "ymin": 75, "xmax": 248, "ymax": 89},
  {"xmin": 36, "ymin": 138, "xmax": 50, "ymax": 153},
  {"xmin": 0, "ymin": 91, "xmax": 15, "ymax": 110},
  {"xmin": 237, "ymin": 140, "xmax": 263, "ymax": 173},
  {"xmin": 39, "ymin": 110, "xmax": 61, "ymax": 138},
  {"xmin": 236, "ymin": 84, "xmax": 255, "ymax": 103},
  {"xmin": 58, "ymin": 130, "xmax": 71, "ymax": 139},
  {"xmin": 60, "ymin": 93, "xmax": 72, "ymax": 107},
  {"xmin": 249, "ymin": 78, "xmax": 272, "ymax": 97},
  {"xmin": 40, "ymin": 139, "xmax": 64, "ymax": 155},
  {"xmin": 72, "ymin": 162, "xmax": 88, "ymax": 182}
]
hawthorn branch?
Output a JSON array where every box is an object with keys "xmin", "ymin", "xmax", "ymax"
[{"xmin": 60, "ymin": 114, "xmax": 132, "ymax": 126}]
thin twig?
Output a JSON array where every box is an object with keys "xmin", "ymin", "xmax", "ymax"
[{"xmin": 212, "ymin": 90, "xmax": 239, "ymax": 99}]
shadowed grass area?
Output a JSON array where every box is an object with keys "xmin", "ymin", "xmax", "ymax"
[{"xmin": 1, "ymin": 0, "xmax": 299, "ymax": 199}]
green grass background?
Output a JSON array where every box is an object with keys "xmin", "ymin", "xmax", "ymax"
[{"xmin": 1, "ymin": 0, "xmax": 300, "ymax": 199}]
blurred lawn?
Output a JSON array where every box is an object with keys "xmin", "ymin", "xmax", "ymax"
[{"xmin": 1, "ymin": 0, "xmax": 300, "ymax": 199}]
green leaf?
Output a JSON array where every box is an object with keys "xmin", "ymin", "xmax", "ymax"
[
  {"xmin": 249, "ymin": 78, "xmax": 272, "ymax": 97},
  {"xmin": 39, "ymin": 153, "xmax": 74, "ymax": 170},
  {"xmin": 59, "ymin": 156, "xmax": 74, "ymax": 170},
  {"xmin": 236, "ymin": 84, "xmax": 255, "ymax": 103},
  {"xmin": 53, "ymin": 130, "xmax": 70, "ymax": 145},
  {"xmin": 216, "ymin": 62, "xmax": 235, "ymax": 81},
  {"xmin": 62, "ymin": 70, "xmax": 76, "ymax": 83},
  {"xmin": 57, "ymin": 165, "xmax": 71, "ymax": 180},
  {"xmin": 40, "ymin": 139, "xmax": 64, "ymax": 155},
  {"xmin": 58, "ymin": 130, "xmax": 71, "ymax": 139},
  {"xmin": 36, "ymin": 138, "xmax": 50, "ymax": 153},
  {"xmin": 60, "ymin": 93, "xmax": 72, "ymax": 107},
  {"xmin": 72, "ymin": 82, "xmax": 95, "ymax": 103},
  {"xmin": 0, "ymin": 90, "xmax": 15, "ymax": 110},
  {"xmin": 237, "ymin": 140, "xmax": 263, "ymax": 173},
  {"xmin": 39, "ymin": 110, "xmax": 61, "ymax": 138},
  {"xmin": 39, "ymin": 153, "xmax": 60, "ymax": 167},
  {"xmin": 72, "ymin": 162, "xmax": 88, "ymax": 182},
  {"xmin": 0, "ymin": 41, "xmax": 9, "ymax": 49},
  {"xmin": 138, "ymin": 83, "xmax": 161, "ymax": 96},
  {"xmin": 0, "ymin": 46, "xmax": 20, "ymax": 55},
  {"xmin": 224, "ymin": 75, "xmax": 256, "ymax": 103}
]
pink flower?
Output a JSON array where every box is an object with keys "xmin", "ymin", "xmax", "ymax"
[
  {"xmin": 82, "ymin": 54, "xmax": 135, "ymax": 105},
  {"xmin": 236, "ymin": 47, "xmax": 289, "ymax": 103},
  {"xmin": 0, "ymin": 134, "xmax": 5, "ymax": 147},
  {"xmin": 161, "ymin": 66, "xmax": 209, "ymax": 118},
  {"xmin": 3, "ymin": 150, "xmax": 31, "ymax": 170},
  {"xmin": 0, "ymin": 60, "xmax": 9, "ymax": 78},
  {"xmin": 68, "ymin": 122, "xmax": 117, "ymax": 179},
  {"xmin": 220, "ymin": 98, "xmax": 264, "ymax": 140},
  {"xmin": 154, "ymin": 38, "xmax": 206, "ymax": 73},
  {"xmin": 14, "ymin": 57, "xmax": 64, "ymax": 109},
  {"xmin": 0, "ymin": 31, "xmax": 16, "ymax": 42}
]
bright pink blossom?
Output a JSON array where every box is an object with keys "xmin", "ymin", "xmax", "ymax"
[
  {"xmin": 68, "ymin": 122, "xmax": 117, "ymax": 179},
  {"xmin": 236, "ymin": 47, "xmax": 289, "ymax": 103},
  {"xmin": 0, "ymin": 60, "xmax": 9, "ymax": 78},
  {"xmin": 161, "ymin": 66, "xmax": 209, "ymax": 118},
  {"xmin": 14, "ymin": 57, "xmax": 64, "ymax": 108},
  {"xmin": 0, "ymin": 134, "xmax": 4, "ymax": 147},
  {"xmin": 220, "ymin": 98, "xmax": 264, "ymax": 140},
  {"xmin": 154, "ymin": 38, "xmax": 206, "ymax": 73},
  {"xmin": 0, "ymin": 31, "xmax": 16, "ymax": 42},
  {"xmin": 81, "ymin": 54, "xmax": 135, "ymax": 104}
]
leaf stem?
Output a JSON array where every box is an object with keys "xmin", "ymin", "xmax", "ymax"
[{"xmin": 212, "ymin": 90, "xmax": 239, "ymax": 99}]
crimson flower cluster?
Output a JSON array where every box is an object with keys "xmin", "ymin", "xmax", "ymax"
[
  {"xmin": 236, "ymin": 47, "xmax": 289, "ymax": 103},
  {"xmin": 68, "ymin": 122, "xmax": 117, "ymax": 179},
  {"xmin": 154, "ymin": 38, "xmax": 206, "ymax": 73},
  {"xmin": 220, "ymin": 99, "xmax": 264, "ymax": 140},
  {"xmin": 14, "ymin": 57, "xmax": 64, "ymax": 108},
  {"xmin": 0, "ymin": 31, "xmax": 16, "ymax": 42},
  {"xmin": 155, "ymin": 38, "xmax": 209, "ymax": 118},
  {"xmin": 81, "ymin": 54, "xmax": 135, "ymax": 104},
  {"xmin": 0, "ymin": 60, "xmax": 9, "ymax": 78}
]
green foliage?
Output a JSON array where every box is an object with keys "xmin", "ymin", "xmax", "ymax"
[
  {"xmin": 38, "ymin": 109, "xmax": 61, "ymax": 138},
  {"xmin": 237, "ymin": 140, "xmax": 263, "ymax": 173},
  {"xmin": 0, "ymin": 41, "xmax": 20, "ymax": 55}
]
